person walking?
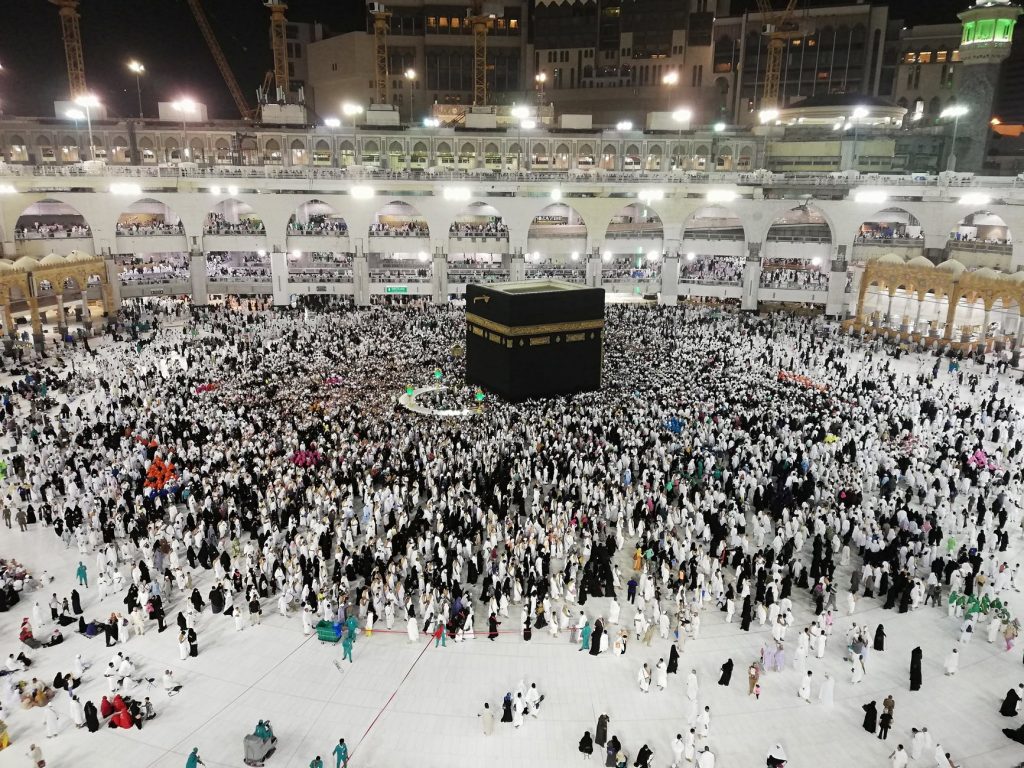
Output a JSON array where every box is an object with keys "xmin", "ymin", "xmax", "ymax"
[
  {"xmin": 332, "ymin": 738, "xmax": 349, "ymax": 767},
  {"xmin": 862, "ymin": 700, "xmax": 878, "ymax": 733},
  {"xmin": 878, "ymin": 709, "xmax": 893, "ymax": 740},
  {"xmin": 341, "ymin": 634, "xmax": 354, "ymax": 664},
  {"xmin": 76, "ymin": 561, "xmax": 88, "ymax": 588},
  {"xmin": 185, "ymin": 747, "xmax": 206, "ymax": 768},
  {"xmin": 748, "ymin": 660, "xmax": 760, "ymax": 695},
  {"xmin": 28, "ymin": 744, "xmax": 44, "ymax": 768},
  {"xmin": 579, "ymin": 731, "xmax": 594, "ymax": 759}
]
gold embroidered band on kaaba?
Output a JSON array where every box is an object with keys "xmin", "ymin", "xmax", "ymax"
[{"xmin": 466, "ymin": 312, "xmax": 605, "ymax": 337}]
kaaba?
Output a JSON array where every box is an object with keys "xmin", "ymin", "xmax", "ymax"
[{"xmin": 465, "ymin": 280, "xmax": 605, "ymax": 401}]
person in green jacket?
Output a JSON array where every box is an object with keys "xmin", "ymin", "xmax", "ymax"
[
  {"xmin": 580, "ymin": 620, "xmax": 592, "ymax": 651},
  {"xmin": 341, "ymin": 634, "xmax": 354, "ymax": 664},
  {"xmin": 345, "ymin": 615, "xmax": 358, "ymax": 641},
  {"xmin": 332, "ymin": 738, "xmax": 349, "ymax": 768},
  {"xmin": 76, "ymin": 562, "xmax": 88, "ymax": 587},
  {"xmin": 185, "ymin": 747, "xmax": 205, "ymax": 768},
  {"xmin": 310, "ymin": 756, "xmax": 323, "ymax": 768}
]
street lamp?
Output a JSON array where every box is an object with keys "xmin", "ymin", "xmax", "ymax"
[
  {"xmin": 672, "ymin": 108, "xmax": 692, "ymax": 167},
  {"xmin": 73, "ymin": 93, "xmax": 99, "ymax": 161},
  {"xmin": 342, "ymin": 102, "xmax": 363, "ymax": 167},
  {"xmin": 941, "ymin": 104, "xmax": 969, "ymax": 172},
  {"xmin": 535, "ymin": 72, "xmax": 547, "ymax": 106},
  {"xmin": 127, "ymin": 61, "xmax": 145, "ymax": 118},
  {"xmin": 64, "ymin": 109, "xmax": 84, "ymax": 161},
  {"xmin": 850, "ymin": 106, "xmax": 869, "ymax": 171},
  {"xmin": 404, "ymin": 69, "xmax": 417, "ymax": 124},
  {"xmin": 172, "ymin": 98, "xmax": 197, "ymax": 161},
  {"xmin": 662, "ymin": 70, "xmax": 679, "ymax": 111}
]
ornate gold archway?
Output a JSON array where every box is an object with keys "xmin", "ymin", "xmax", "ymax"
[{"xmin": 851, "ymin": 259, "xmax": 1024, "ymax": 350}]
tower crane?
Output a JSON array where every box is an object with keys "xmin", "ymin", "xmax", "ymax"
[
  {"xmin": 368, "ymin": 3, "xmax": 392, "ymax": 108},
  {"xmin": 266, "ymin": 0, "xmax": 289, "ymax": 102},
  {"xmin": 185, "ymin": 0, "xmax": 257, "ymax": 119},
  {"xmin": 49, "ymin": 0, "xmax": 87, "ymax": 99},
  {"xmin": 468, "ymin": 1, "xmax": 502, "ymax": 107},
  {"xmin": 755, "ymin": 0, "xmax": 800, "ymax": 112}
]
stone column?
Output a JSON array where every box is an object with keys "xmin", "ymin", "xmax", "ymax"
[
  {"xmin": 270, "ymin": 249, "xmax": 290, "ymax": 307},
  {"xmin": 885, "ymin": 292, "xmax": 895, "ymax": 328},
  {"xmin": 509, "ymin": 249, "xmax": 526, "ymax": 282},
  {"xmin": 431, "ymin": 251, "xmax": 448, "ymax": 305},
  {"xmin": 55, "ymin": 295, "xmax": 67, "ymax": 340},
  {"xmin": 741, "ymin": 242, "xmax": 761, "ymax": 312},
  {"xmin": 979, "ymin": 305, "xmax": 992, "ymax": 354},
  {"xmin": 104, "ymin": 254, "xmax": 122, "ymax": 312},
  {"xmin": 2, "ymin": 304, "xmax": 13, "ymax": 340},
  {"xmin": 659, "ymin": 254, "xmax": 679, "ymax": 306},
  {"xmin": 914, "ymin": 295, "xmax": 924, "ymax": 335},
  {"xmin": 189, "ymin": 248, "xmax": 209, "ymax": 307},
  {"xmin": 353, "ymin": 245, "xmax": 370, "ymax": 307},
  {"xmin": 80, "ymin": 289, "xmax": 92, "ymax": 331},
  {"xmin": 586, "ymin": 250, "xmax": 603, "ymax": 289},
  {"xmin": 825, "ymin": 257, "xmax": 847, "ymax": 318},
  {"xmin": 942, "ymin": 293, "xmax": 959, "ymax": 341},
  {"xmin": 28, "ymin": 297, "xmax": 44, "ymax": 354}
]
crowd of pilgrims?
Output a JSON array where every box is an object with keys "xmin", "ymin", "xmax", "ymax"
[{"xmin": 3, "ymin": 295, "xmax": 1024, "ymax": 766}]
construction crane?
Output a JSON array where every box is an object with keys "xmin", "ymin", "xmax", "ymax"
[
  {"xmin": 186, "ymin": 0, "xmax": 257, "ymax": 119},
  {"xmin": 468, "ymin": 2, "xmax": 502, "ymax": 107},
  {"xmin": 470, "ymin": 1, "xmax": 488, "ymax": 107},
  {"xmin": 49, "ymin": 0, "xmax": 87, "ymax": 99},
  {"xmin": 368, "ymin": 3, "xmax": 392, "ymax": 107},
  {"xmin": 755, "ymin": 0, "xmax": 800, "ymax": 112},
  {"xmin": 266, "ymin": 0, "xmax": 289, "ymax": 102}
]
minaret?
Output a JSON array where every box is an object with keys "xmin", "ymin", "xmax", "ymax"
[{"xmin": 954, "ymin": 0, "xmax": 1021, "ymax": 172}]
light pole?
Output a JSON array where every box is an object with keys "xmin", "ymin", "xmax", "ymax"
[
  {"xmin": 404, "ymin": 69, "xmax": 417, "ymax": 124},
  {"xmin": 662, "ymin": 71, "xmax": 679, "ymax": 112},
  {"xmin": 942, "ymin": 104, "xmax": 969, "ymax": 172},
  {"xmin": 535, "ymin": 72, "xmax": 547, "ymax": 106},
  {"xmin": 64, "ymin": 109, "xmax": 84, "ymax": 161},
  {"xmin": 672, "ymin": 108, "xmax": 691, "ymax": 169},
  {"xmin": 172, "ymin": 98, "xmax": 197, "ymax": 162},
  {"xmin": 850, "ymin": 106, "xmax": 868, "ymax": 171},
  {"xmin": 324, "ymin": 117, "xmax": 340, "ymax": 167},
  {"xmin": 342, "ymin": 102, "xmax": 363, "ymax": 167},
  {"xmin": 127, "ymin": 61, "xmax": 145, "ymax": 118},
  {"xmin": 511, "ymin": 106, "xmax": 530, "ymax": 171},
  {"xmin": 73, "ymin": 94, "xmax": 99, "ymax": 161}
]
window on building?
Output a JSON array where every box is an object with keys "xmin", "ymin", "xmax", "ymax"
[
  {"xmin": 451, "ymin": 16, "xmax": 460, "ymax": 30},
  {"xmin": 509, "ymin": 19, "xmax": 518, "ymax": 30},
  {"xmin": 952, "ymin": 49, "xmax": 961, "ymax": 61},
  {"xmin": 286, "ymin": 24, "xmax": 298, "ymax": 39},
  {"xmin": 439, "ymin": 17, "xmax": 448, "ymax": 29},
  {"xmin": 936, "ymin": 50, "xmax": 948, "ymax": 62},
  {"xmin": 918, "ymin": 51, "xmax": 932, "ymax": 63},
  {"xmin": 945, "ymin": 65, "xmax": 955, "ymax": 87},
  {"xmin": 903, "ymin": 51, "xmax": 916, "ymax": 63}
]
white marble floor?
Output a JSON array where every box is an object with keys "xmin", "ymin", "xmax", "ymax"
[{"xmin": 1, "ymin": 334, "xmax": 1024, "ymax": 767}]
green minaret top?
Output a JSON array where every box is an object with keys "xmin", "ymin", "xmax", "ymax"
[{"xmin": 959, "ymin": 0, "xmax": 1022, "ymax": 64}]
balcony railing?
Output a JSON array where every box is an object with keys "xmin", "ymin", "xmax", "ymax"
[{"xmin": 6, "ymin": 162, "xmax": 1024, "ymax": 189}]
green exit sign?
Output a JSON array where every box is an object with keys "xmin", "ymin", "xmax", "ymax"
[{"xmin": 385, "ymin": 286, "xmax": 409, "ymax": 294}]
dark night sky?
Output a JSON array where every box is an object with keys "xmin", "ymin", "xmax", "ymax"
[{"xmin": 0, "ymin": 0, "xmax": 971, "ymax": 119}]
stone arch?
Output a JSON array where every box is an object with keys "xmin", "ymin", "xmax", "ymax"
[
  {"xmin": 287, "ymin": 198, "xmax": 348, "ymax": 235},
  {"xmin": 116, "ymin": 197, "xmax": 185, "ymax": 236},
  {"xmin": 204, "ymin": 198, "xmax": 267, "ymax": 233},
  {"xmin": 764, "ymin": 203, "xmax": 833, "ymax": 244},
  {"xmin": 370, "ymin": 200, "xmax": 429, "ymax": 236},
  {"xmin": 449, "ymin": 201, "xmax": 508, "ymax": 239},
  {"xmin": 682, "ymin": 205, "xmax": 747, "ymax": 243},
  {"xmin": 856, "ymin": 206, "xmax": 926, "ymax": 243},
  {"xmin": 527, "ymin": 202, "xmax": 588, "ymax": 253},
  {"xmin": 948, "ymin": 209, "xmax": 1012, "ymax": 243},
  {"xmin": 604, "ymin": 202, "xmax": 665, "ymax": 243},
  {"xmin": 15, "ymin": 198, "xmax": 93, "ymax": 240}
]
